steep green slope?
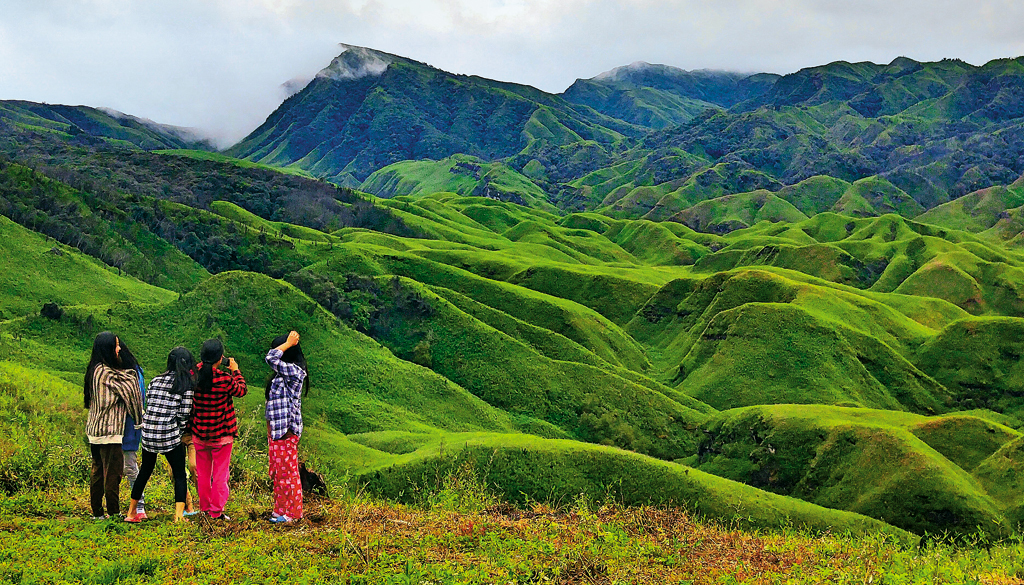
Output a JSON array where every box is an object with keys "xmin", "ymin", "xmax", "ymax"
[
  {"xmin": 0, "ymin": 100, "xmax": 214, "ymax": 151},
  {"xmin": 670, "ymin": 190, "xmax": 808, "ymax": 233},
  {"xmin": 356, "ymin": 432, "xmax": 913, "ymax": 541},
  {"xmin": 973, "ymin": 437, "xmax": 1024, "ymax": 526},
  {"xmin": 916, "ymin": 317, "xmax": 1024, "ymax": 417},
  {"xmin": 360, "ymin": 155, "xmax": 556, "ymax": 211},
  {"xmin": 227, "ymin": 45, "xmax": 636, "ymax": 184},
  {"xmin": 693, "ymin": 405, "xmax": 1016, "ymax": 538},
  {"xmin": 627, "ymin": 266, "xmax": 963, "ymax": 412},
  {"xmin": 677, "ymin": 300, "xmax": 946, "ymax": 412},
  {"xmin": 0, "ymin": 161, "xmax": 210, "ymax": 292},
  {"xmin": 0, "ymin": 215, "xmax": 176, "ymax": 320}
]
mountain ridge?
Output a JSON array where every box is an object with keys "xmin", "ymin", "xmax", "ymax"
[{"xmin": 220, "ymin": 46, "xmax": 1024, "ymax": 226}]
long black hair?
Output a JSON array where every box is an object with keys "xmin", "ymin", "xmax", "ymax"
[
  {"xmin": 83, "ymin": 331, "xmax": 137, "ymax": 409},
  {"xmin": 265, "ymin": 334, "xmax": 311, "ymax": 400},
  {"xmin": 196, "ymin": 338, "xmax": 224, "ymax": 393},
  {"xmin": 165, "ymin": 346, "xmax": 196, "ymax": 396}
]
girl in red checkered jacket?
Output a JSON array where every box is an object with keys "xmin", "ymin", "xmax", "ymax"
[
  {"xmin": 264, "ymin": 330, "xmax": 309, "ymax": 523},
  {"xmin": 190, "ymin": 338, "xmax": 247, "ymax": 520}
]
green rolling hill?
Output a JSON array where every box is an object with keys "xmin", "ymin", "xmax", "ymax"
[
  {"xmin": 0, "ymin": 100, "xmax": 214, "ymax": 151},
  {"xmin": 562, "ymin": 63, "xmax": 779, "ymax": 129},
  {"xmin": 226, "ymin": 45, "xmax": 639, "ymax": 186},
  {"xmin": 5, "ymin": 137, "xmax": 1024, "ymax": 539},
  {"xmin": 8, "ymin": 47, "xmax": 1024, "ymax": 544}
]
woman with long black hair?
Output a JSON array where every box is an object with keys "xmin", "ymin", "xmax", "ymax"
[
  {"xmin": 189, "ymin": 338, "xmax": 246, "ymax": 520},
  {"xmin": 265, "ymin": 330, "xmax": 309, "ymax": 523},
  {"xmin": 125, "ymin": 347, "xmax": 195, "ymax": 523},
  {"xmin": 84, "ymin": 331, "xmax": 144, "ymax": 520}
]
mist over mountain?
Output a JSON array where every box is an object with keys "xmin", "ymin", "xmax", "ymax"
[
  {"xmin": 8, "ymin": 42, "xmax": 1024, "ymax": 551},
  {"xmin": 219, "ymin": 47, "xmax": 1024, "ymax": 223},
  {"xmin": 0, "ymin": 100, "xmax": 217, "ymax": 151},
  {"xmin": 563, "ymin": 63, "xmax": 779, "ymax": 129},
  {"xmin": 226, "ymin": 45, "xmax": 640, "ymax": 186}
]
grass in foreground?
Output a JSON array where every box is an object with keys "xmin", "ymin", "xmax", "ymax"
[{"xmin": 4, "ymin": 483, "xmax": 1024, "ymax": 585}]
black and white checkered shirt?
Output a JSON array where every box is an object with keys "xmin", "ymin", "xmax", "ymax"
[{"xmin": 140, "ymin": 372, "xmax": 193, "ymax": 453}]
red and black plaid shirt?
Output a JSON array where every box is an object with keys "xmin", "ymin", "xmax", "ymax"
[{"xmin": 189, "ymin": 365, "xmax": 247, "ymax": 440}]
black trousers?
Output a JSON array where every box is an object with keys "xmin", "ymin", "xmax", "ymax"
[
  {"xmin": 89, "ymin": 444, "xmax": 124, "ymax": 517},
  {"xmin": 131, "ymin": 445, "xmax": 187, "ymax": 504}
]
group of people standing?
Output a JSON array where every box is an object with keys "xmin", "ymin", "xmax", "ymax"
[{"xmin": 83, "ymin": 330, "xmax": 308, "ymax": 524}]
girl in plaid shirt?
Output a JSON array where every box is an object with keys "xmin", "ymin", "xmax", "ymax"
[
  {"xmin": 191, "ymin": 338, "xmax": 247, "ymax": 520},
  {"xmin": 265, "ymin": 330, "xmax": 309, "ymax": 523},
  {"xmin": 125, "ymin": 347, "xmax": 194, "ymax": 523}
]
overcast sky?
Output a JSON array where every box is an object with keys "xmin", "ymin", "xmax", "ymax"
[{"xmin": 2, "ymin": 0, "xmax": 1023, "ymax": 147}]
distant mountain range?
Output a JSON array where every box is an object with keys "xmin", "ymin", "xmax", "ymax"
[
  {"xmin": 0, "ymin": 100, "xmax": 215, "ymax": 151},
  {"xmin": 8, "ymin": 45, "xmax": 1024, "ymax": 541},
  {"xmin": 4, "ymin": 46, "xmax": 1024, "ymax": 241},
  {"xmin": 220, "ymin": 46, "xmax": 1024, "ymax": 228}
]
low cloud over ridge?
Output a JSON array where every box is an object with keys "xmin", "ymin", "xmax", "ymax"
[{"xmin": 1, "ymin": 0, "xmax": 1023, "ymax": 147}]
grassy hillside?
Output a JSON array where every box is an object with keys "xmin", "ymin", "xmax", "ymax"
[
  {"xmin": 0, "ymin": 100, "xmax": 214, "ymax": 151},
  {"xmin": 0, "ymin": 161, "xmax": 211, "ymax": 292},
  {"xmin": 0, "ymin": 215, "xmax": 177, "ymax": 321},
  {"xmin": 360, "ymin": 155, "xmax": 557, "ymax": 212},
  {"xmin": 0, "ymin": 269, "xmax": 908, "ymax": 537},
  {"xmin": 693, "ymin": 405, "xmax": 1020, "ymax": 538},
  {"xmin": 7, "ymin": 136, "xmax": 1024, "ymax": 540},
  {"xmin": 154, "ymin": 149, "xmax": 317, "ymax": 179}
]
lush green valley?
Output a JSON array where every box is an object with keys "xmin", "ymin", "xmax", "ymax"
[{"xmin": 5, "ymin": 45, "xmax": 1024, "ymax": 583}]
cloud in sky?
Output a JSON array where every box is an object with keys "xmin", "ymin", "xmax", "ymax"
[{"xmin": 2, "ymin": 0, "xmax": 1023, "ymax": 146}]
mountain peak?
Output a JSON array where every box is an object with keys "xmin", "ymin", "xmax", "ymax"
[
  {"xmin": 593, "ymin": 61, "xmax": 658, "ymax": 82},
  {"xmin": 316, "ymin": 44, "xmax": 394, "ymax": 82}
]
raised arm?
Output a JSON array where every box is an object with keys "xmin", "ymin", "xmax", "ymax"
[
  {"xmin": 207, "ymin": 358, "xmax": 247, "ymax": 397},
  {"xmin": 265, "ymin": 331, "xmax": 305, "ymax": 390},
  {"xmin": 226, "ymin": 369, "xmax": 247, "ymax": 398},
  {"xmin": 265, "ymin": 349, "xmax": 305, "ymax": 383}
]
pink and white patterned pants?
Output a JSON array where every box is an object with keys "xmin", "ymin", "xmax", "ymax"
[{"xmin": 268, "ymin": 433, "xmax": 302, "ymax": 519}]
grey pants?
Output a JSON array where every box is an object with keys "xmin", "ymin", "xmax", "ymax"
[{"xmin": 123, "ymin": 450, "xmax": 146, "ymax": 512}]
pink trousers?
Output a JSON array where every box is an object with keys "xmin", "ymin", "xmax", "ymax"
[
  {"xmin": 269, "ymin": 434, "xmax": 303, "ymax": 519},
  {"xmin": 193, "ymin": 436, "xmax": 234, "ymax": 518}
]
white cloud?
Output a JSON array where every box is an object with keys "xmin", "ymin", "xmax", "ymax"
[{"xmin": 1, "ymin": 0, "xmax": 1023, "ymax": 146}]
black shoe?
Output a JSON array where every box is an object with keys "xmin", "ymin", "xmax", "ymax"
[{"xmin": 212, "ymin": 513, "xmax": 231, "ymax": 521}]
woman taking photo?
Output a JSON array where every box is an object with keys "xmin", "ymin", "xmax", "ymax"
[
  {"xmin": 84, "ymin": 331, "xmax": 144, "ymax": 520},
  {"xmin": 125, "ymin": 347, "xmax": 195, "ymax": 523},
  {"xmin": 265, "ymin": 330, "xmax": 309, "ymax": 523},
  {"xmin": 190, "ymin": 338, "xmax": 246, "ymax": 520}
]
